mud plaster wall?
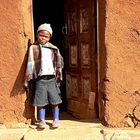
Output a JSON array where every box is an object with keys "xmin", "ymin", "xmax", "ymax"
[
  {"xmin": 0, "ymin": 0, "xmax": 34, "ymax": 127},
  {"xmin": 99, "ymin": 0, "xmax": 140, "ymax": 127}
]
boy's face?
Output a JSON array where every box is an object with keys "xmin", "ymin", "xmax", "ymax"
[{"xmin": 37, "ymin": 30, "xmax": 51, "ymax": 45}]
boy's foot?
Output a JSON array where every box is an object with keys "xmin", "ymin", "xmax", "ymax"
[
  {"xmin": 51, "ymin": 121, "xmax": 60, "ymax": 129},
  {"xmin": 38, "ymin": 120, "xmax": 46, "ymax": 129}
]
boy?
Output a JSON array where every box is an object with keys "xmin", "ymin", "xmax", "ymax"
[{"xmin": 25, "ymin": 23, "xmax": 63, "ymax": 129}]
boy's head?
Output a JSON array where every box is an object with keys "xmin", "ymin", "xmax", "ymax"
[
  {"xmin": 37, "ymin": 23, "xmax": 53, "ymax": 45},
  {"xmin": 37, "ymin": 23, "xmax": 53, "ymax": 35}
]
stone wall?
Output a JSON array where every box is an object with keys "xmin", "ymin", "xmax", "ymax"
[
  {"xmin": 0, "ymin": 0, "xmax": 34, "ymax": 127},
  {"xmin": 99, "ymin": 0, "xmax": 140, "ymax": 127}
]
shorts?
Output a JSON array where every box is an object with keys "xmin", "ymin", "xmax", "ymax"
[{"xmin": 33, "ymin": 77, "xmax": 62, "ymax": 106}]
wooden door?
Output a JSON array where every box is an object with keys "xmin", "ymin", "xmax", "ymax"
[{"xmin": 64, "ymin": 0, "xmax": 97, "ymax": 119}]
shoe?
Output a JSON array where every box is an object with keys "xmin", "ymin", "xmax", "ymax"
[
  {"xmin": 52, "ymin": 108, "xmax": 60, "ymax": 128},
  {"xmin": 38, "ymin": 120, "xmax": 46, "ymax": 129},
  {"xmin": 51, "ymin": 121, "xmax": 60, "ymax": 129}
]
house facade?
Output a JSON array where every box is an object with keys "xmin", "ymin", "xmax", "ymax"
[{"xmin": 0, "ymin": 0, "xmax": 140, "ymax": 128}]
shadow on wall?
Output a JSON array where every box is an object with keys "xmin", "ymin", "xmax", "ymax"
[
  {"xmin": 10, "ymin": 39, "xmax": 35, "ymax": 121},
  {"xmin": 10, "ymin": 53, "xmax": 27, "ymax": 96},
  {"xmin": 10, "ymin": 39, "xmax": 32, "ymax": 96}
]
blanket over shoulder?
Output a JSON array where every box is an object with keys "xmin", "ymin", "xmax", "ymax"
[{"xmin": 24, "ymin": 42, "xmax": 64, "ymax": 90}]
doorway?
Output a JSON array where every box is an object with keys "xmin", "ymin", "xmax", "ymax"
[
  {"xmin": 33, "ymin": 0, "xmax": 98, "ymax": 119},
  {"xmin": 33, "ymin": 0, "xmax": 66, "ymax": 112}
]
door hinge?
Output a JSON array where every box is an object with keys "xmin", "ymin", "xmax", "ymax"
[{"xmin": 62, "ymin": 24, "xmax": 68, "ymax": 35}]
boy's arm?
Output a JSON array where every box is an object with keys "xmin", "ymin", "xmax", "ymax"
[
  {"xmin": 55, "ymin": 50, "xmax": 64, "ymax": 85},
  {"xmin": 24, "ymin": 45, "xmax": 34, "ymax": 89}
]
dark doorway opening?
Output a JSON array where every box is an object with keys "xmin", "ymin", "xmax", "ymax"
[{"xmin": 33, "ymin": 0, "xmax": 67, "ymax": 112}]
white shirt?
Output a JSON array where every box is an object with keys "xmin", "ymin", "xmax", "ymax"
[{"xmin": 39, "ymin": 43, "xmax": 55, "ymax": 76}]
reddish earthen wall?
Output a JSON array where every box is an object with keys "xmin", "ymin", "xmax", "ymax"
[
  {"xmin": 0, "ymin": 0, "xmax": 34, "ymax": 127},
  {"xmin": 99, "ymin": 0, "xmax": 140, "ymax": 127},
  {"xmin": 1, "ymin": 0, "xmax": 140, "ymax": 128}
]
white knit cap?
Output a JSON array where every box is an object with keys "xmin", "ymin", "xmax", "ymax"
[{"xmin": 37, "ymin": 23, "xmax": 53, "ymax": 35}]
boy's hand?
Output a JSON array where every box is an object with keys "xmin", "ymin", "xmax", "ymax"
[{"xmin": 56, "ymin": 70, "xmax": 61, "ymax": 84}]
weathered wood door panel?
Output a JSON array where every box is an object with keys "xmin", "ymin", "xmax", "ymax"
[{"xmin": 64, "ymin": 0, "xmax": 97, "ymax": 119}]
